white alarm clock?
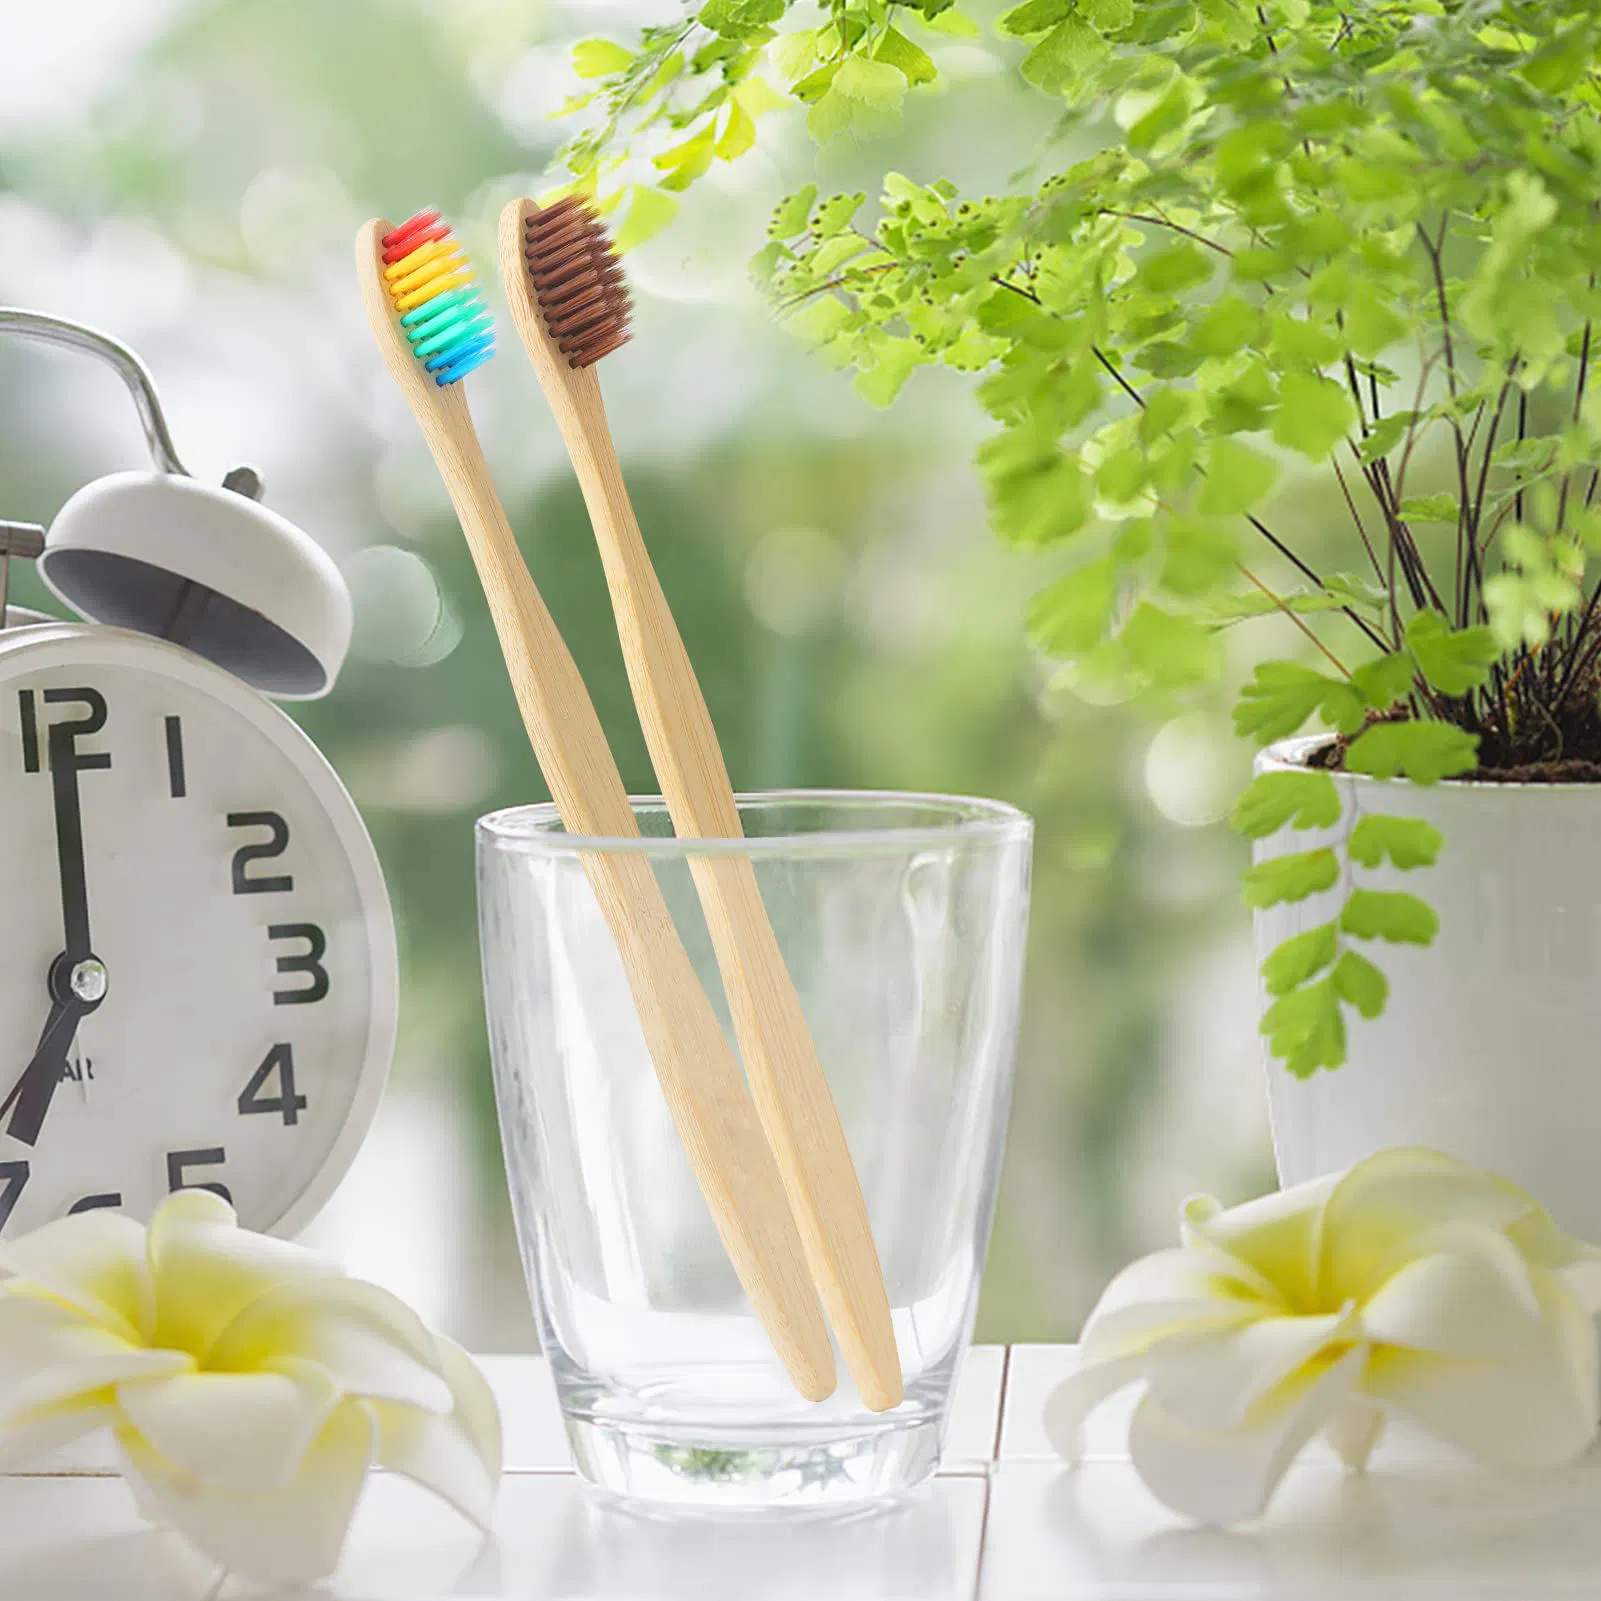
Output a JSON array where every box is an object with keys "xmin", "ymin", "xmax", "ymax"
[{"xmin": 0, "ymin": 308, "xmax": 397, "ymax": 1240}]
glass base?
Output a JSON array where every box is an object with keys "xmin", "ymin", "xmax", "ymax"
[{"xmin": 564, "ymin": 1415, "xmax": 943, "ymax": 1514}]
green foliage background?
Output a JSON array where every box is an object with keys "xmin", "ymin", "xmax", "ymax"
[{"xmin": 0, "ymin": 0, "xmax": 1327, "ymax": 1345}]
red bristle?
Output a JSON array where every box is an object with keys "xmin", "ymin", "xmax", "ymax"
[
  {"xmin": 382, "ymin": 220, "xmax": 448, "ymax": 264},
  {"xmin": 523, "ymin": 199, "xmax": 633, "ymax": 369},
  {"xmin": 381, "ymin": 209, "xmax": 442, "ymax": 253}
]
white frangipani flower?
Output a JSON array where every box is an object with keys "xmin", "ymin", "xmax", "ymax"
[
  {"xmin": 0, "ymin": 1191, "xmax": 501, "ymax": 1585},
  {"xmin": 1047, "ymin": 1147, "xmax": 1601, "ymax": 1526}
]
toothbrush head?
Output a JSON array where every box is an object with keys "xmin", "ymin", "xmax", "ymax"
[
  {"xmin": 521, "ymin": 197, "xmax": 633, "ymax": 369},
  {"xmin": 380, "ymin": 209, "xmax": 495, "ymax": 385}
]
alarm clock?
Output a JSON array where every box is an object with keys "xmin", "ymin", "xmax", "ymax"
[{"xmin": 0, "ymin": 308, "xmax": 397, "ymax": 1240}]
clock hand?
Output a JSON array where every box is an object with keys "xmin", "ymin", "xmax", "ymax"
[
  {"xmin": 47, "ymin": 717, "xmax": 94, "ymax": 963},
  {"xmin": 0, "ymin": 994, "xmax": 86, "ymax": 1145},
  {"xmin": 3, "ymin": 710, "xmax": 108, "ymax": 1148}
]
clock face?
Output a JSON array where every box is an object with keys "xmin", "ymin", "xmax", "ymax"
[{"xmin": 0, "ymin": 624, "xmax": 396, "ymax": 1239}]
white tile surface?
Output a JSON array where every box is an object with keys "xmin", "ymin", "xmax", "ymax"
[
  {"xmin": 0, "ymin": 1464, "xmax": 987, "ymax": 1599},
  {"xmin": 12, "ymin": 1346, "xmax": 1599, "ymax": 1598},
  {"xmin": 980, "ymin": 1451, "xmax": 1601, "ymax": 1600},
  {"xmin": 944, "ymin": 1342, "xmax": 1005, "ymax": 1470}
]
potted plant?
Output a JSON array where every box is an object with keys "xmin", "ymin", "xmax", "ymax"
[{"xmin": 556, "ymin": 2, "xmax": 1601, "ymax": 1230}]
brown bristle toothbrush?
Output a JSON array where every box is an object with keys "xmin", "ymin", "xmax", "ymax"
[
  {"xmin": 499, "ymin": 197, "xmax": 904, "ymax": 1412},
  {"xmin": 355, "ymin": 210, "xmax": 836, "ymax": 1402}
]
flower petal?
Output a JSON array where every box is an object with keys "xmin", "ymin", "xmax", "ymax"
[
  {"xmin": 1359, "ymin": 1228, "xmax": 1544, "ymax": 1358},
  {"xmin": 1181, "ymin": 1178, "xmax": 1338, "ymax": 1312},
  {"xmin": 1321, "ymin": 1394, "xmax": 1385, "ymax": 1472},
  {"xmin": 1361, "ymin": 1264, "xmax": 1599, "ymax": 1471},
  {"xmin": 147, "ymin": 1191, "xmax": 340, "ymax": 1361},
  {"xmin": 1080, "ymin": 1248, "xmax": 1278, "ymax": 1364},
  {"xmin": 0, "ymin": 1389, "xmax": 115, "ymax": 1471},
  {"xmin": 207, "ymin": 1277, "xmax": 452, "ymax": 1413},
  {"xmin": 1319, "ymin": 1148, "xmax": 1530, "ymax": 1305},
  {"xmin": 1142, "ymin": 1310, "xmax": 1355, "ymax": 1432},
  {"xmin": 115, "ymin": 1360, "xmax": 340, "ymax": 1492},
  {"xmin": 0, "ymin": 1212, "xmax": 153, "ymax": 1343},
  {"xmin": 1042, "ymin": 1353, "xmax": 1144, "ymax": 1464},
  {"xmin": 369, "ymin": 1335, "xmax": 501, "ymax": 1530},
  {"xmin": 1128, "ymin": 1342, "xmax": 1368, "ymax": 1526},
  {"xmin": 0, "ymin": 1292, "xmax": 189, "ymax": 1421},
  {"xmin": 115, "ymin": 1395, "xmax": 375, "ymax": 1585}
]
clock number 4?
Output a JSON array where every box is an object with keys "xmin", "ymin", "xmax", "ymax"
[{"xmin": 238, "ymin": 1043, "xmax": 308, "ymax": 1126}]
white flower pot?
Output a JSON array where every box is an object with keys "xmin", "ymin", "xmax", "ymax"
[{"xmin": 1255, "ymin": 735, "xmax": 1601, "ymax": 1240}]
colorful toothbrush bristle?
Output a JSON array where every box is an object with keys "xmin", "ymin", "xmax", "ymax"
[
  {"xmin": 523, "ymin": 197, "xmax": 632, "ymax": 369},
  {"xmin": 381, "ymin": 209, "xmax": 495, "ymax": 385}
]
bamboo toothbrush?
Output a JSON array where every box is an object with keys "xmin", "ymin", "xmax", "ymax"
[
  {"xmin": 356, "ymin": 209, "xmax": 835, "ymax": 1402},
  {"xmin": 499, "ymin": 197, "xmax": 903, "ymax": 1412}
]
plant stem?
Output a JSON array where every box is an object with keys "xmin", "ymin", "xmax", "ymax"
[{"xmin": 1235, "ymin": 564, "xmax": 1352, "ymax": 677}]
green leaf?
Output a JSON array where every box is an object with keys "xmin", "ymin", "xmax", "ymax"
[
  {"xmin": 875, "ymin": 26, "xmax": 937, "ymax": 87},
  {"xmin": 1029, "ymin": 559, "xmax": 1118, "ymax": 656},
  {"xmin": 572, "ymin": 38, "xmax": 635, "ymax": 77},
  {"xmin": 1340, "ymin": 888, "xmax": 1439, "ymax": 944},
  {"xmin": 996, "ymin": 0, "xmax": 1072, "ymax": 37},
  {"xmin": 1241, "ymin": 848, "xmax": 1340, "ymax": 909},
  {"xmin": 808, "ymin": 55, "xmax": 905, "ymax": 142},
  {"xmin": 1192, "ymin": 296, "xmax": 1259, "ymax": 359},
  {"xmin": 1347, "ymin": 813, "xmax": 1444, "ymax": 870},
  {"xmin": 1262, "ymin": 922, "xmax": 1338, "ymax": 995},
  {"xmin": 1233, "ymin": 660, "xmax": 1340, "ymax": 744},
  {"xmin": 1020, "ymin": 17, "xmax": 1104, "ymax": 91},
  {"xmin": 811, "ymin": 191, "xmax": 865, "ymax": 237},
  {"xmin": 1403, "ymin": 610, "xmax": 1498, "ymax": 696},
  {"xmin": 1138, "ymin": 243, "xmax": 1213, "ymax": 296},
  {"xmin": 1332, "ymin": 949, "xmax": 1389, "ymax": 1019},
  {"xmin": 715, "ymin": 97, "xmax": 757, "ymax": 159},
  {"xmin": 1230, "ymin": 770, "xmax": 1342, "ymax": 838},
  {"xmin": 1261, "ymin": 977, "xmax": 1347, "ymax": 1078},
  {"xmin": 1198, "ymin": 438, "xmax": 1279, "ymax": 516},
  {"xmin": 1344, "ymin": 721, "xmax": 1479, "ymax": 783},
  {"xmin": 613, "ymin": 186, "xmax": 680, "ymax": 252},
  {"xmin": 1272, "ymin": 372, "xmax": 1356, "ymax": 461},
  {"xmin": 1357, "ymin": 411, "xmax": 1417, "ymax": 465},
  {"xmin": 653, "ymin": 129, "xmax": 717, "ymax": 190},
  {"xmin": 855, "ymin": 337, "xmax": 922, "ymax": 406},
  {"xmin": 1119, "ymin": 603, "xmax": 1220, "ymax": 689},
  {"xmin": 768, "ymin": 184, "xmax": 817, "ymax": 239},
  {"xmin": 1397, "ymin": 494, "xmax": 1459, "ymax": 524},
  {"xmin": 698, "ymin": 0, "xmax": 785, "ymax": 35},
  {"xmin": 1351, "ymin": 652, "xmax": 1415, "ymax": 713}
]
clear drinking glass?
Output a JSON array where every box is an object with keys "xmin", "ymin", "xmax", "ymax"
[{"xmin": 477, "ymin": 791, "xmax": 1032, "ymax": 1512}]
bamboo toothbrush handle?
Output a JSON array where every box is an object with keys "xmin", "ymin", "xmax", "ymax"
[
  {"xmin": 550, "ymin": 369, "xmax": 904, "ymax": 1412},
  {"xmin": 419, "ymin": 389, "xmax": 836, "ymax": 1401}
]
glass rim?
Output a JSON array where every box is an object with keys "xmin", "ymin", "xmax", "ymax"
[{"xmin": 476, "ymin": 787, "xmax": 1034, "ymax": 859}]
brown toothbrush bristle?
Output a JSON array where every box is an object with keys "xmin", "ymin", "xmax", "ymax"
[{"xmin": 524, "ymin": 197, "xmax": 633, "ymax": 369}]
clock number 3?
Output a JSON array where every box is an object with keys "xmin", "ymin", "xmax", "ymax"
[{"xmin": 268, "ymin": 924, "xmax": 329, "ymax": 1005}]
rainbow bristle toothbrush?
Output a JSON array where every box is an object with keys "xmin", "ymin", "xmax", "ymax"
[
  {"xmin": 356, "ymin": 210, "xmax": 836, "ymax": 1403},
  {"xmin": 498, "ymin": 197, "xmax": 903, "ymax": 1413}
]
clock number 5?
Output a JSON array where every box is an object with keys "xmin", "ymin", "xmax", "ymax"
[
  {"xmin": 268, "ymin": 924, "xmax": 329, "ymax": 1005},
  {"xmin": 167, "ymin": 1148, "xmax": 232, "ymax": 1203},
  {"xmin": 238, "ymin": 1043, "xmax": 308, "ymax": 1125}
]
